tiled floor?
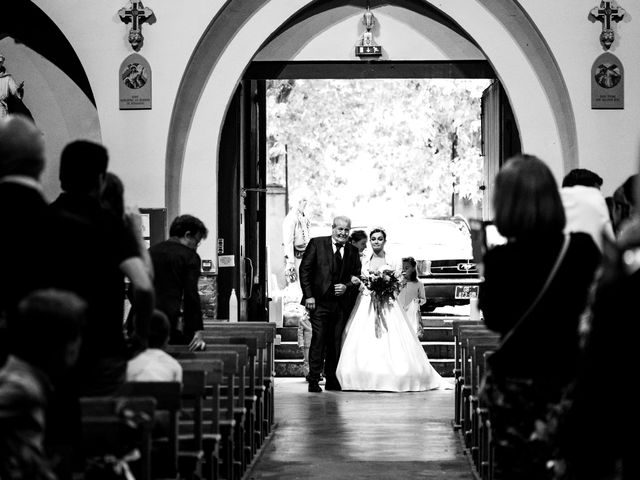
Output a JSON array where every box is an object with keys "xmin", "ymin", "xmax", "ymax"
[{"xmin": 248, "ymin": 377, "xmax": 474, "ymax": 479}]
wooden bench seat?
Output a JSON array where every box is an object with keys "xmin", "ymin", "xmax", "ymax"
[
  {"xmin": 201, "ymin": 334, "xmax": 263, "ymax": 456},
  {"xmin": 203, "ymin": 321, "xmax": 276, "ymax": 433},
  {"xmin": 452, "ymin": 321, "xmax": 489, "ymax": 429},
  {"xmin": 177, "ymin": 356, "xmax": 234, "ymax": 480},
  {"xmin": 458, "ymin": 329, "xmax": 499, "ymax": 442},
  {"xmin": 80, "ymin": 397, "xmax": 156, "ymax": 480}
]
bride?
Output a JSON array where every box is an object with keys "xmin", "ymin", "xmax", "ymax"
[{"xmin": 336, "ymin": 227, "xmax": 445, "ymax": 391}]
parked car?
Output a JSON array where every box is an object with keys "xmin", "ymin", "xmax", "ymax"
[{"xmin": 355, "ymin": 216, "xmax": 481, "ymax": 313}]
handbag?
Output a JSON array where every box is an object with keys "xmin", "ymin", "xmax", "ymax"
[{"xmin": 479, "ymin": 234, "xmax": 570, "ymax": 408}]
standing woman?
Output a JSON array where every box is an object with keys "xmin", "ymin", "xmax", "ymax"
[
  {"xmin": 478, "ymin": 154, "xmax": 600, "ymax": 480},
  {"xmin": 349, "ymin": 229, "xmax": 368, "ymax": 256}
]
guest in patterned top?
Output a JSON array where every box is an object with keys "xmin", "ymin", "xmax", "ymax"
[{"xmin": 0, "ymin": 289, "xmax": 85, "ymax": 480}]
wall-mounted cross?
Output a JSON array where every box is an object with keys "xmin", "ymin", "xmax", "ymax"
[
  {"xmin": 590, "ymin": 1, "xmax": 625, "ymax": 50},
  {"xmin": 118, "ymin": 1, "xmax": 156, "ymax": 52}
]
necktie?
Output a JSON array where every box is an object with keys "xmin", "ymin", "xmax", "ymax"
[{"xmin": 334, "ymin": 243, "xmax": 343, "ymax": 271}]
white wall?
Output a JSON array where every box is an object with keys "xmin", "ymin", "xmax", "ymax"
[
  {"xmin": 254, "ymin": 4, "xmax": 484, "ymax": 61},
  {"xmin": 520, "ymin": 0, "xmax": 640, "ymax": 195},
  {"xmin": 34, "ymin": 0, "xmax": 226, "ymax": 209}
]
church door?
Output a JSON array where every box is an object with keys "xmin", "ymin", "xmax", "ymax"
[
  {"xmin": 481, "ymin": 80, "xmax": 522, "ymax": 219},
  {"xmin": 218, "ymin": 80, "xmax": 268, "ymax": 321}
]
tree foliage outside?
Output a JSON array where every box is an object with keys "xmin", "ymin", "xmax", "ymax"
[{"xmin": 267, "ymin": 78, "xmax": 491, "ymax": 228}]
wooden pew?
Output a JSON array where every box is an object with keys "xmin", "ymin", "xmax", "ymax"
[
  {"xmin": 80, "ymin": 397, "xmax": 155, "ymax": 480},
  {"xmin": 179, "ymin": 359, "xmax": 225, "ymax": 480},
  {"xmin": 203, "ymin": 321, "xmax": 276, "ymax": 434},
  {"xmin": 170, "ymin": 347, "xmax": 245, "ymax": 480},
  {"xmin": 459, "ymin": 328, "xmax": 499, "ymax": 446},
  {"xmin": 116, "ymin": 381, "xmax": 189, "ymax": 480},
  {"xmin": 452, "ymin": 321, "xmax": 486, "ymax": 429},
  {"xmin": 468, "ymin": 342, "xmax": 499, "ymax": 467},
  {"xmin": 202, "ymin": 334, "xmax": 261, "ymax": 457},
  {"xmin": 196, "ymin": 344, "xmax": 254, "ymax": 472},
  {"xmin": 478, "ymin": 350, "xmax": 496, "ymax": 480},
  {"xmin": 180, "ymin": 369, "xmax": 207, "ymax": 479}
]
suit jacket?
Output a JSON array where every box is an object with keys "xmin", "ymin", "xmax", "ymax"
[
  {"xmin": 149, "ymin": 239, "xmax": 204, "ymax": 339},
  {"xmin": 0, "ymin": 181, "xmax": 48, "ymax": 319},
  {"xmin": 299, "ymin": 236, "xmax": 361, "ymax": 306}
]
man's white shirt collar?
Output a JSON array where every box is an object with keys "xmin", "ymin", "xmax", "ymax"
[{"xmin": 0, "ymin": 175, "xmax": 45, "ymax": 197}]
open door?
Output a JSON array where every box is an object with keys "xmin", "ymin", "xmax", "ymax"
[
  {"xmin": 242, "ymin": 79, "xmax": 269, "ymax": 321},
  {"xmin": 217, "ymin": 80, "xmax": 268, "ymax": 321},
  {"xmin": 481, "ymin": 80, "xmax": 522, "ymax": 219}
]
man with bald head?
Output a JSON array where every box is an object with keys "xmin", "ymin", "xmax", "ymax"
[
  {"xmin": 0, "ymin": 114, "xmax": 47, "ymax": 363},
  {"xmin": 299, "ymin": 215, "xmax": 361, "ymax": 392}
]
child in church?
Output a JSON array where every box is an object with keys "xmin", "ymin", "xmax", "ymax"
[
  {"xmin": 398, "ymin": 257, "xmax": 426, "ymax": 338},
  {"xmin": 0, "ymin": 289, "xmax": 85, "ymax": 480},
  {"xmin": 297, "ymin": 309, "xmax": 313, "ymax": 381},
  {"xmin": 126, "ymin": 310, "xmax": 182, "ymax": 382}
]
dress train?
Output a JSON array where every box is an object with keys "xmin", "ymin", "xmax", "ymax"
[{"xmin": 336, "ymin": 292, "xmax": 445, "ymax": 392}]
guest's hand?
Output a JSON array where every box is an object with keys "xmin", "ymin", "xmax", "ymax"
[
  {"xmin": 305, "ymin": 297, "xmax": 316, "ymax": 311},
  {"xmin": 334, "ymin": 284, "xmax": 347, "ymax": 296},
  {"xmin": 188, "ymin": 330, "xmax": 206, "ymax": 351}
]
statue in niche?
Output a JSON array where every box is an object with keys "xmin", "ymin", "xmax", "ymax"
[{"xmin": 0, "ymin": 54, "xmax": 33, "ymax": 122}]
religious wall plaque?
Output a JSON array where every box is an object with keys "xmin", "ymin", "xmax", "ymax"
[
  {"xmin": 591, "ymin": 52, "xmax": 624, "ymax": 109},
  {"xmin": 589, "ymin": 1, "xmax": 625, "ymax": 51},
  {"xmin": 119, "ymin": 53, "xmax": 151, "ymax": 110},
  {"xmin": 118, "ymin": 1, "xmax": 156, "ymax": 52}
]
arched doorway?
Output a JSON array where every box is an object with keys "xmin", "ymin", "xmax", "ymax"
[{"xmin": 166, "ymin": 0, "xmax": 576, "ymax": 319}]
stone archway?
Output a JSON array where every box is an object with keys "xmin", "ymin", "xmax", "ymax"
[{"xmin": 165, "ymin": 0, "xmax": 577, "ymax": 228}]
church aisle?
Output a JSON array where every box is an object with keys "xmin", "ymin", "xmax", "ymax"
[{"xmin": 247, "ymin": 377, "xmax": 473, "ymax": 479}]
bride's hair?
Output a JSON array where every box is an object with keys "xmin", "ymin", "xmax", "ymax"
[
  {"xmin": 369, "ymin": 227, "xmax": 386, "ymax": 240},
  {"xmin": 402, "ymin": 257, "xmax": 417, "ymax": 281}
]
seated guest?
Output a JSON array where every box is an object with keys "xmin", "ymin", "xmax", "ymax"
[
  {"xmin": 0, "ymin": 289, "xmax": 85, "ymax": 480},
  {"xmin": 560, "ymin": 168, "xmax": 614, "ymax": 250},
  {"xmin": 127, "ymin": 310, "xmax": 182, "ymax": 382}
]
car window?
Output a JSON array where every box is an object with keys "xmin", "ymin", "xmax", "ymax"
[{"xmin": 377, "ymin": 220, "xmax": 472, "ymax": 261}]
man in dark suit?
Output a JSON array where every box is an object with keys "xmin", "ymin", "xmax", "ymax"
[
  {"xmin": 0, "ymin": 114, "xmax": 47, "ymax": 365},
  {"xmin": 299, "ymin": 216, "xmax": 361, "ymax": 392},
  {"xmin": 149, "ymin": 214, "xmax": 208, "ymax": 351}
]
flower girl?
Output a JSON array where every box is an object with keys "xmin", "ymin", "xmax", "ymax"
[{"xmin": 398, "ymin": 257, "xmax": 426, "ymax": 338}]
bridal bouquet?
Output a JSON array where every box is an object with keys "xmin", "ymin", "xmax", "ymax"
[{"xmin": 361, "ymin": 268, "xmax": 403, "ymax": 338}]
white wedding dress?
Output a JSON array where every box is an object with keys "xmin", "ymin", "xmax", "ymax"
[{"xmin": 336, "ymin": 261, "xmax": 445, "ymax": 392}]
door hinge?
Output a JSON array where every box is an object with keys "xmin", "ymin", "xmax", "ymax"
[{"xmin": 240, "ymin": 187, "xmax": 269, "ymax": 198}]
